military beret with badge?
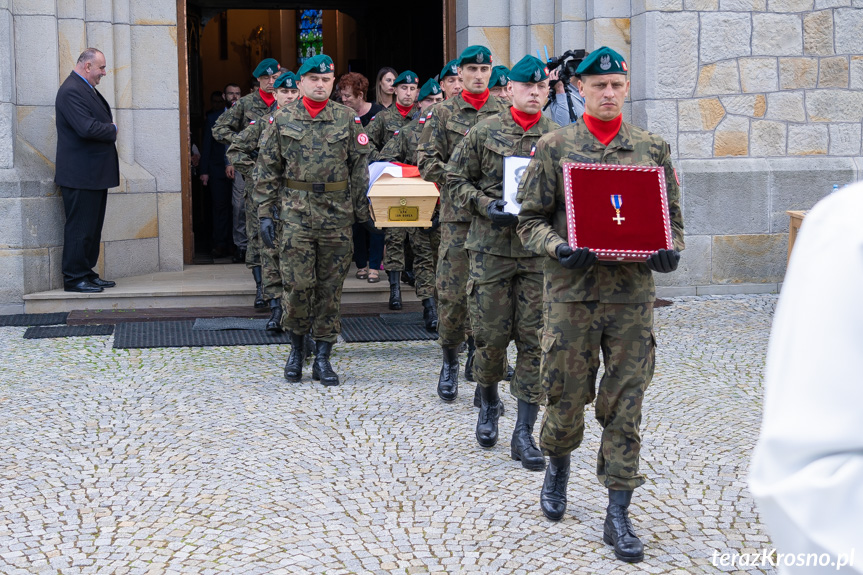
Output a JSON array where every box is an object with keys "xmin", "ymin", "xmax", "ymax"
[
  {"xmin": 418, "ymin": 78, "xmax": 443, "ymax": 101},
  {"xmin": 393, "ymin": 70, "xmax": 419, "ymax": 86},
  {"xmin": 489, "ymin": 66, "xmax": 510, "ymax": 87},
  {"xmin": 274, "ymin": 71, "xmax": 298, "ymax": 90},
  {"xmin": 440, "ymin": 59, "xmax": 460, "ymax": 79},
  {"xmin": 575, "ymin": 46, "xmax": 628, "ymax": 76},
  {"xmin": 297, "ymin": 54, "xmax": 335, "ymax": 77},
  {"xmin": 458, "ymin": 45, "xmax": 492, "ymax": 67},
  {"xmin": 253, "ymin": 58, "xmax": 280, "ymax": 78},
  {"xmin": 509, "ymin": 55, "xmax": 549, "ymax": 83}
]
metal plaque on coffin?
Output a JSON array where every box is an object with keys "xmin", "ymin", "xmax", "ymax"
[{"xmin": 562, "ymin": 162, "xmax": 673, "ymax": 262}]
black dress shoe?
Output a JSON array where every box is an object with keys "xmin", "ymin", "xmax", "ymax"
[
  {"xmin": 64, "ymin": 280, "xmax": 103, "ymax": 293},
  {"xmin": 90, "ymin": 277, "xmax": 116, "ymax": 288}
]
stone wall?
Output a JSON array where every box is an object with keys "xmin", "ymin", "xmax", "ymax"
[
  {"xmin": 459, "ymin": 0, "xmax": 863, "ymax": 295},
  {"xmin": 0, "ymin": 0, "xmax": 182, "ymax": 313}
]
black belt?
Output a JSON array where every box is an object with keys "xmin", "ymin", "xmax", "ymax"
[{"xmin": 286, "ymin": 179, "xmax": 348, "ymax": 192}]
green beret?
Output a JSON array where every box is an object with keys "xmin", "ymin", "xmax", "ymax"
[
  {"xmin": 575, "ymin": 46, "xmax": 628, "ymax": 76},
  {"xmin": 252, "ymin": 58, "xmax": 280, "ymax": 78},
  {"xmin": 274, "ymin": 71, "xmax": 297, "ymax": 90},
  {"xmin": 440, "ymin": 59, "xmax": 459, "ymax": 79},
  {"xmin": 418, "ymin": 78, "xmax": 442, "ymax": 101},
  {"xmin": 509, "ymin": 55, "xmax": 548, "ymax": 83},
  {"xmin": 458, "ymin": 45, "xmax": 492, "ymax": 67},
  {"xmin": 393, "ymin": 70, "xmax": 419, "ymax": 86},
  {"xmin": 489, "ymin": 65, "xmax": 510, "ymax": 87},
  {"xmin": 297, "ymin": 54, "xmax": 335, "ymax": 77}
]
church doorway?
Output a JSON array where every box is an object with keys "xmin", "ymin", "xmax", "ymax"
[{"xmin": 177, "ymin": 0, "xmax": 457, "ymax": 264}]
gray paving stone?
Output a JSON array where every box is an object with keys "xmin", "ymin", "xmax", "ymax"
[{"xmin": 0, "ymin": 296, "xmax": 779, "ymax": 573}]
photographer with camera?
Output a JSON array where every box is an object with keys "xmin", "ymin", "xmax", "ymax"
[{"xmin": 545, "ymin": 49, "xmax": 586, "ymax": 126}]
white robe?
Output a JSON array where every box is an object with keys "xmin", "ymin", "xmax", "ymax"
[{"xmin": 749, "ymin": 182, "xmax": 863, "ymax": 574}]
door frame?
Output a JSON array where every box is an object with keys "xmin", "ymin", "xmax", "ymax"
[{"xmin": 177, "ymin": 0, "xmax": 456, "ymax": 264}]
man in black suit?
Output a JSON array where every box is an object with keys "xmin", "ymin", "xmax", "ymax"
[{"xmin": 54, "ymin": 48, "xmax": 120, "ymax": 293}]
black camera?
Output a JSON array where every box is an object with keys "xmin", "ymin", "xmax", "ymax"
[{"xmin": 547, "ymin": 49, "xmax": 588, "ymax": 87}]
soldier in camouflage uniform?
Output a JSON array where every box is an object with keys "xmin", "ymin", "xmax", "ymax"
[
  {"xmin": 488, "ymin": 65, "xmax": 510, "ymax": 102},
  {"xmin": 515, "ymin": 47, "xmax": 684, "ymax": 563},
  {"xmin": 378, "ymin": 78, "xmax": 445, "ymax": 331},
  {"xmin": 253, "ymin": 54, "xmax": 377, "ymax": 387},
  {"xmin": 448, "ymin": 56, "xmax": 557, "ymax": 468},
  {"xmin": 417, "ymin": 45, "xmax": 505, "ymax": 403},
  {"xmin": 227, "ymin": 71, "xmax": 300, "ymax": 332},
  {"xmin": 438, "ymin": 59, "xmax": 463, "ymax": 100},
  {"xmin": 213, "ymin": 57, "xmax": 281, "ymax": 309},
  {"xmin": 366, "ymin": 71, "xmax": 420, "ymax": 311}
]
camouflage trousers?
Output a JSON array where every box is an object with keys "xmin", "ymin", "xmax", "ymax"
[
  {"xmin": 383, "ymin": 227, "xmax": 436, "ymax": 300},
  {"xmin": 243, "ymin": 180, "xmax": 262, "ymax": 269},
  {"xmin": 261, "ymin": 218, "xmax": 283, "ymax": 300},
  {"xmin": 279, "ymin": 223, "xmax": 353, "ymax": 344},
  {"xmin": 467, "ymin": 251, "xmax": 545, "ymax": 405},
  {"xmin": 539, "ymin": 301, "xmax": 655, "ymax": 491},
  {"xmin": 436, "ymin": 222, "xmax": 471, "ymax": 348}
]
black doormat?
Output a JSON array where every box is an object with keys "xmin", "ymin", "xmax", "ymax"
[
  {"xmin": 24, "ymin": 324, "xmax": 114, "ymax": 339},
  {"xmin": 1, "ymin": 313, "xmax": 69, "ymax": 327},
  {"xmin": 113, "ymin": 320, "xmax": 291, "ymax": 349},
  {"xmin": 340, "ymin": 315, "xmax": 436, "ymax": 343}
]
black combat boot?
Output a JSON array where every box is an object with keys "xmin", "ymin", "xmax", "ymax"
[
  {"xmin": 283, "ymin": 331, "xmax": 306, "ymax": 382},
  {"xmin": 251, "ymin": 266, "xmax": 266, "ymax": 308},
  {"xmin": 312, "ymin": 340, "xmax": 340, "ymax": 386},
  {"xmin": 266, "ymin": 298, "xmax": 283, "ymax": 333},
  {"xmin": 510, "ymin": 399, "xmax": 545, "ymax": 471},
  {"xmin": 504, "ymin": 364, "xmax": 515, "ymax": 381},
  {"xmin": 401, "ymin": 270, "xmax": 416, "ymax": 286},
  {"xmin": 540, "ymin": 454, "xmax": 570, "ymax": 521},
  {"xmin": 437, "ymin": 346, "xmax": 459, "ymax": 401},
  {"xmin": 387, "ymin": 271, "xmax": 402, "ymax": 310},
  {"xmin": 422, "ymin": 298, "xmax": 438, "ymax": 331},
  {"xmin": 603, "ymin": 489, "xmax": 644, "ymax": 563},
  {"xmin": 475, "ymin": 384, "xmax": 503, "ymax": 448},
  {"xmin": 474, "ymin": 383, "xmax": 504, "ymax": 415},
  {"xmin": 464, "ymin": 336, "xmax": 476, "ymax": 382},
  {"xmin": 303, "ymin": 332, "xmax": 315, "ymax": 363}
]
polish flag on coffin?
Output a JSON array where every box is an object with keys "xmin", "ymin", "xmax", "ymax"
[{"xmin": 366, "ymin": 162, "xmax": 421, "ymax": 196}]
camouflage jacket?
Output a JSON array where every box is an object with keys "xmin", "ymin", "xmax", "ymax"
[
  {"xmin": 365, "ymin": 104, "xmax": 416, "ymax": 162},
  {"xmin": 417, "ymin": 94, "xmax": 505, "ymax": 223},
  {"xmin": 516, "ymin": 120, "xmax": 685, "ymax": 304},
  {"xmin": 447, "ymin": 109, "xmax": 558, "ymax": 258},
  {"xmin": 252, "ymin": 99, "xmax": 371, "ymax": 230},
  {"xmin": 225, "ymin": 103, "xmax": 278, "ymax": 178},
  {"xmin": 212, "ymin": 90, "xmax": 272, "ymax": 146},
  {"xmin": 377, "ymin": 111, "xmax": 430, "ymax": 165}
]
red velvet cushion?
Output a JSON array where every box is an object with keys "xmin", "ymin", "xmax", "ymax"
[{"xmin": 563, "ymin": 162, "xmax": 673, "ymax": 261}]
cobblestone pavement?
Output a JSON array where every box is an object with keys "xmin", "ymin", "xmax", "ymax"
[{"xmin": 0, "ymin": 295, "xmax": 778, "ymax": 574}]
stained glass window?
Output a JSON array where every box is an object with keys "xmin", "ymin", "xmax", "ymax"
[{"xmin": 297, "ymin": 10, "xmax": 323, "ymax": 65}]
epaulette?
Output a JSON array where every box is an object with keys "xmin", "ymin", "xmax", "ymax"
[{"xmin": 354, "ymin": 116, "xmax": 362, "ymax": 124}]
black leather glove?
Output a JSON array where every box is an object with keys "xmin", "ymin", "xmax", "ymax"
[
  {"xmin": 646, "ymin": 249, "xmax": 680, "ymax": 273},
  {"xmin": 486, "ymin": 199, "xmax": 519, "ymax": 227},
  {"xmin": 260, "ymin": 217, "xmax": 276, "ymax": 249},
  {"xmin": 431, "ymin": 212, "xmax": 440, "ymax": 231},
  {"xmin": 555, "ymin": 244, "xmax": 597, "ymax": 269},
  {"xmin": 361, "ymin": 219, "xmax": 384, "ymax": 235}
]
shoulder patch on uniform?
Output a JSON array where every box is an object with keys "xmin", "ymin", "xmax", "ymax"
[
  {"xmin": 530, "ymin": 144, "xmax": 537, "ymax": 157},
  {"xmin": 419, "ymin": 117, "xmax": 426, "ymax": 125},
  {"xmin": 249, "ymin": 120, "xmax": 256, "ymax": 125},
  {"xmin": 354, "ymin": 116, "xmax": 361, "ymax": 124},
  {"xmin": 358, "ymin": 133, "xmax": 369, "ymax": 146},
  {"xmin": 426, "ymin": 111, "xmax": 433, "ymax": 119},
  {"xmin": 370, "ymin": 115, "xmax": 377, "ymax": 121},
  {"xmin": 394, "ymin": 130, "xmax": 400, "ymax": 136},
  {"xmin": 269, "ymin": 116, "xmax": 274, "ymax": 124}
]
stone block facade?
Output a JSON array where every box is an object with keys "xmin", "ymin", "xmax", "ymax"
[
  {"xmin": 0, "ymin": 0, "xmax": 860, "ymax": 310},
  {"xmin": 458, "ymin": 0, "xmax": 862, "ymax": 292},
  {"xmin": 0, "ymin": 0, "xmax": 181, "ymax": 313}
]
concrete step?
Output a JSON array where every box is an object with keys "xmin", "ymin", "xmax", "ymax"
[{"xmin": 23, "ymin": 263, "xmax": 420, "ymax": 314}]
